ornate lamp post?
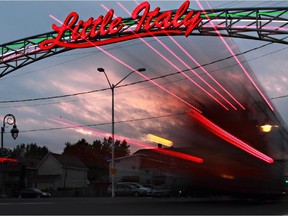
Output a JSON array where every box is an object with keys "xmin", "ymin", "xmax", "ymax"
[
  {"xmin": 0, "ymin": 114, "xmax": 19, "ymax": 198},
  {"xmin": 97, "ymin": 67, "xmax": 146, "ymax": 198}
]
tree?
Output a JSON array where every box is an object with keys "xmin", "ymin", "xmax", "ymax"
[
  {"xmin": 63, "ymin": 137, "xmax": 130, "ymax": 163},
  {"xmin": 0, "ymin": 147, "xmax": 12, "ymax": 158},
  {"xmin": 10, "ymin": 143, "xmax": 49, "ymax": 159},
  {"xmin": 62, "ymin": 137, "xmax": 130, "ymax": 181},
  {"xmin": 64, "ymin": 138, "xmax": 95, "ymax": 165},
  {"xmin": 114, "ymin": 139, "xmax": 130, "ymax": 158}
]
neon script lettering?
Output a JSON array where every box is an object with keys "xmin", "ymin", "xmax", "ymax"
[{"xmin": 39, "ymin": 1, "xmax": 202, "ymax": 50}]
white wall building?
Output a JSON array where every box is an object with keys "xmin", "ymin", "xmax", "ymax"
[
  {"xmin": 33, "ymin": 153, "xmax": 89, "ymax": 190},
  {"xmin": 109, "ymin": 149, "xmax": 189, "ymax": 186}
]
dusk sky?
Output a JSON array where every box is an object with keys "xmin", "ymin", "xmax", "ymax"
[{"xmin": 0, "ymin": 0, "xmax": 288, "ymax": 155}]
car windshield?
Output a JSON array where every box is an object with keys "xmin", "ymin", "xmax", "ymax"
[
  {"xmin": 127, "ymin": 184, "xmax": 137, "ymax": 189},
  {"xmin": 128, "ymin": 183, "xmax": 142, "ymax": 188},
  {"xmin": 143, "ymin": 184, "xmax": 155, "ymax": 189},
  {"xmin": 32, "ymin": 188, "xmax": 42, "ymax": 192},
  {"xmin": 1, "ymin": 1, "xmax": 288, "ymax": 215}
]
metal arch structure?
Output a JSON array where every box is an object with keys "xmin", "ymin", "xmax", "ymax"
[{"xmin": 0, "ymin": 7, "xmax": 288, "ymax": 78}]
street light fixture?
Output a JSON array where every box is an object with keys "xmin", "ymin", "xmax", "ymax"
[
  {"xmin": 0, "ymin": 114, "xmax": 19, "ymax": 198},
  {"xmin": 97, "ymin": 67, "xmax": 146, "ymax": 198}
]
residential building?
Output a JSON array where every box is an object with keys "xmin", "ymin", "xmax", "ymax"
[
  {"xmin": 31, "ymin": 152, "xmax": 89, "ymax": 190},
  {"xmin": 108, "ymin": 147, "xmax": 193, "ymax": 187}
]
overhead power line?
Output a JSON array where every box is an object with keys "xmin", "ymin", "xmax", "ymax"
[
  {"xmin": 20, "ymin": 112, "xmax": 188, "ymax": 133},
  {"xmin": 0, "ymin": 42, "xmax": 286, "ymax": 104},
  {"xmin": 271, "ymin": 95, "xmax": 288, "ymax": 100}
]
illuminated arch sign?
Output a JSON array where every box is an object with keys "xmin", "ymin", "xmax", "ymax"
[{"xmin": 39, "ymin": 1, "xmax": 202, "ymax": 50}]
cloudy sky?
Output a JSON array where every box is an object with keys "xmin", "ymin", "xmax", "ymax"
[{"xmin": 0, "ymin": 0, "xmax": 288, "ymax": 155}]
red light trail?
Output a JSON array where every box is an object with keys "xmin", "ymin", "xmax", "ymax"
[
  {"xmin": 0, "ymin": 158, "xmax": 17, "ymax": 163},
  {"xmin": 196, "ymin": 1, "xmax": 274, "ymax": 112},
  {"xmin": 131, "ymin": 0, "xmax": 245, "ymax": 111},
  {"xmin": 116, "ymin": 2, "xmax": 231, "ymax": 111},
  {"xmin": 48, "ymin": 3, "xmax": 273, "ymax": 164},
  {"xmin": 50, "ymin": 117, "xmax": 153, "ymax": 149},
  {"xmin": 166, "ymin": 35, "xmax": 246, "ymax": 110},
  {"xmin": 105, "ymin": 3, "xmax": 224, "ymax": 111},
  {"xmin": 49, "ymin": 13, "xmax": 202, "ymax": 114},
  {"xmin": 152, "ymin": 148, "xmax": 204, "ymax": 164},
  {"xmin": 50, "ymin": 117, "xmax": 204, "ymax": 164},
  {"xmin": 189, "ymin": 109, "xmax": 274, "ymax": 164}
]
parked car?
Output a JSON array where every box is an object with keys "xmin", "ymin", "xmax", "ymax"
[
  {"xmin": 151, "ymin": 184, "xmax": 181, "ymax": 198},
  {"xmin": 141, "ymin": 183, "xmax": 156, "ymax": 190},
  {"xmin": 107, "ymin": 182, "xmax": 152, "ymax": 197},
  {"xmin": 125, "ymin": 182, "xmax": 154, "ymax": 194},
  {"xmin": 17, "ymin": 188, "xmax": 51, "ymax": 198}
]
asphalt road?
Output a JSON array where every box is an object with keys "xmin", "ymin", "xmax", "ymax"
[{"xmin": 0, "ymin": 196, "xmax": 288, "ymax": 215}]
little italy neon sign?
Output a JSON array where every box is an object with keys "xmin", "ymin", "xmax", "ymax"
[{"xmin": 39, "ymin": 1, "xmax": 202, "ymax": 50}]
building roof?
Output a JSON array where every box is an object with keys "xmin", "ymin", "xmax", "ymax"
[
  {"xmin": 38, "ymin": 152, "xmax": 88, "ymax": 170},
  {"xmin": 50, "ymin": 153, "xmax": 88, "ymax": 170},
  {"xmin": 134, "ymin": 148, "xmax": 171, "ymax": 160},
  {"xmin": 14, "ymin": 157, "xmax": 43, "ymax": 169},
  {"xmin": 133, "ymin": 149, "xmax": 171, "ymax": 169},
  {"xmin": 107, "ymin": 153, "xmax": 146, "ymax": 162},
  {"xmin": 22, "ymin": 157, "xmax": 42, "ymax": 169}
]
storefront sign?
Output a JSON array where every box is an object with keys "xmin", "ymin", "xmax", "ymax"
[{"xmin": 40, "ymin": 1, "xmax": 202, "ymax": 50}]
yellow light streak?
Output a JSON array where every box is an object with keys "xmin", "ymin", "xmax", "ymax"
[{"xmin": 146, "ymin": 134, "xmax": 173, "ymax": 147}]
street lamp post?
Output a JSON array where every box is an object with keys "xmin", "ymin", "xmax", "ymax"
[
  {"xmin": 97, "ymin": 67, "xmax": 146, "ymax": 198},
  {"xmin": 0, "ymin": 114, "xmax": 19, "ymax": 198}
]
